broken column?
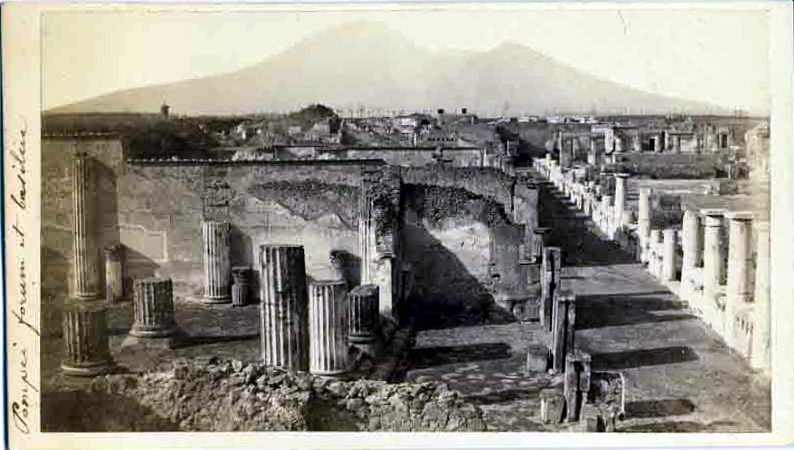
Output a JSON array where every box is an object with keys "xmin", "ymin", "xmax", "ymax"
[
  {"xmin": 202, "ymin": 220, "xmax": 231, "ymax": 303},
  {"xmin": 260, "ymin": 245, "xmax": 310, "ymax": 371},
  {"xmin": 104, "ymin": 244, "xmax": 124, "ymax": 303},
  {"xmin": 564, "ymin": 350, "xmax": 592, "ymax": 422},
  {"xmin": 72, "ymin": 152, "xmax": 99, "ymax": 300},
  {"xmin": 130, "ymin": 278, "xmax": 178, "ymax": 338},
  {"xmin": 61, "ymin": 299, "xmax": 113, "ymax": 376},
  {"xmin": 541, "ymin": 246, "xmax": 562, "ymax": 332},
  {"xmin": 662, "ymin": 229, "xmax": 677, "ymax": 282},
  {"xmin": 701, "ymin": 209, "xmax": 726, "ymax": 330},
  {"xmin": 231, "ymin": 266, "xmax": 252, "ymax": 306},
  {"xmin": 638, "ymin": 188, "xmax": 652, "ymax": 263},
  {"xmin": 309, "ymin": 280, "xmax": 349, "ymax": 375},
  {"xmin": 751, "ymin": 220, "xmax": 770, "ymax": 372},
  {"xmin": 724, "ymin": 212, "xmax": 754, "ymax": 348},
  {"xmin": 552, "ymin": 290, "xmax": 576, "ymax": 373},
  {"xmin": 348, "ymin": 284, "xmax": 380, "ymax": 356},
  {"xmin": 680, "ymin": 208, "xmax": 702, "ymax": 303}
]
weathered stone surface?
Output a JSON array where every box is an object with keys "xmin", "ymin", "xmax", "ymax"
[
  {"xmin": 61, "ymin": 299, "xmax": 113, "ymax": 377},
  {"xmin": 539, "ymin": 388, "xmax": 565, "ymax": 424},
  {"xmin": 130, "ymin": 278, "xmax": 178, "ymax": 338},
  {"xmin": 525, "ymin": 345, "xmax": 549, "ymax": 372}
]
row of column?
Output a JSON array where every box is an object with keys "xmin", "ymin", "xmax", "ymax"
[{"xmin": 260, "ymin": 245, "xmax": 381, "ymax": 374}]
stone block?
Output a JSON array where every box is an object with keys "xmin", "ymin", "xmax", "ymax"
[
  {"xmin": 525, "ymin": 345, "xmax": 549, "ymax": 372},
  {"xmin": 539, "ymin": 388, "xmax": 565, "ymax": 424}
]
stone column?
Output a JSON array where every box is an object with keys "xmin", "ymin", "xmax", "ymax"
[
  {"xmin": 751, "ymin": 221, "xmax": 770, "ymax": 372},
  {"xmin": 61, "ymin": 299, "xmax": 112, "ymax": 376},
  {"xmin": 260, "ymin": 245, "xmax": 310, "ymax": 371},
  {"xmin": 725, "ymin": 212, "xmax": 754, "ymax": 348},
  {"xmin": 72, "ymin": 152, "xmax": 99, "ymax": 300},
  {"xmin": 662, "ymin": 229, "xmax": 677, "ymax": 282},
  {"xmin": 130, "ymin": 278, "xmax": 178, "ymax": 338},
  {"xmin": 601, "ymin": 195, "xmax": 613, "ymax": 235},
  {"xmin": 638, "ymin": 188, "xmax": 652, "ymax": 263},
  {"xmin": 648, "ymin": 230, "xmax": 662, "ymax": 278},
  {"xmin": 680, "ymin": 209, "xmax": 701, "ymax": 303},
  {"xmin": 348, "ymin": 284, "xmax": 379, "ymax": 355},
  {"xmin": 231, "ymin": 266, "xmax": 252, "ymax": 306},
  {"xmin": 202, "ymin": 221, "xmax": 231, "ymax": 303},
  {"xmin": 614, "ymin": 174, "xmax": 629, "ymax": 229},
  {"xmin": 104, "ymin": 244, "xmax": 124, "ymax": 303},
  {"xmin": 532, "ymin": 227, "xmax": 552, "ymax": 263},
  {"xmin": 541, "ymin": 247, "xmax": 562, "ymax": 332},
  {"xmin": 552, "ymin": 290, "xmax": 576, "ymax": 373},
  {"xmin": 309, "ymin": 280, "xmax": 349, "ymax": 375},
  {"xmin": 702, "ymin": 209, "xmax": 726, "ymax": 329},
  {"xmin": 564, "ymin": 350, "xmax": 592, "ymax": 422}
]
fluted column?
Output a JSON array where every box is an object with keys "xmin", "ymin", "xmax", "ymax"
[
  {"xmin": 662, "ymin": 229, "xmax": 677, "ymax": 282},
  {"xmin": 309, "ymin": 280, "xmax": 349, "ymax": 375},
  {"xmin": 724, "ymin": 212, "xmax": 754, "ymax": 348},
  {"xmin": 702, "ymin": 209, "xmax": 726, "ymax": 330},
  {"xmin": 61, "ymin": 299, "xmax": 112, "ymax": 376},
  {"xmin": 358, "ymin": 198, "xmax": 375, "ymax": 285},
  {"xmin": 751, "ymin": 221, "xmax": 770, "ymax": 372},
  {"xmin": 260, "ymin": 245, "xmax": 309, "ymax": 371},
  {"xmin": 104, "ymin": 244, "xmax": 124, "ymax": 303},
  {"xmin": 72, "ymin": 152, "xmax": 99, "ymax": 300},
  {"xmin": 202, "ymin": 221, "xmax": 231, "ymax": 303},
  {"xmin": 231, "ymin": 266, "xmax": 252, "ymax": 306},
  {"xmin": 680, "ymin": 209, "xmax": 701, "ymax": 303},
  {"xmin": 638, "ymin": 188, "xmax": 652, "ymax": 263},
  {"xmin": 131, "ymin": 278, "xmax": 178, "ymax": 338},
  {"xmin": 348, "ymin": 284, "xmax": 379, "ymax": 348}
]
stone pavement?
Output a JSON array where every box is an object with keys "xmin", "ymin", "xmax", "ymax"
[{"xmin": 404, "ymin": 244, "xmax": 771, "ymax": 432}]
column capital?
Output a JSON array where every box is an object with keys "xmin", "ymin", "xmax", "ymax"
[
  {"xmin": 724, "ymin": 210, "xmax": 754, "ymax": 221},
  {"xmin": 701, "ymin": 208, "xmax": 726, "ymax": 226}
]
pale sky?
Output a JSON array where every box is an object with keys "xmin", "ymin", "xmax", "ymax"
[{"xmin": 43, "ymin": 7, "xmax": 771, "ymax": 115}]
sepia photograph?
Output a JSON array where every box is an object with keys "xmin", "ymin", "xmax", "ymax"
[{"xmin": 4, "ymin": 1, "xmax": 794, "ymax": 446}]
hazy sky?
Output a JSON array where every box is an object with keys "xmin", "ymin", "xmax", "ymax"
[{"xmin": 43, "ymin": 7, "xmax": 770, "ymax": 115}]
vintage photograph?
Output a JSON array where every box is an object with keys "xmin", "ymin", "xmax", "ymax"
[{"xmin": 26, "ymin": 4, "xmax": 778, "ymax": 436}]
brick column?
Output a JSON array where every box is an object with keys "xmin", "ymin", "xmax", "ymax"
[
  {"xmin": 260, "ymin": 245, "xmax": 309, "ymax": 371},
  {"xmin": 202, "ymin": 221, "xmax": 231, "ymax": 303},
  {"xmin": 751, "ymin": 220, "xmax": 770, "ymax": 372},
  {"xmin": 72, "ymin": 152, "xmax": 99, "ymax": 300},
  {"xmin": 61, "ymin": 299, "xmax": 112, "ymax": 376},
  {"xmin": 725, "ymin": 212, "xmax": 754, "ymax": 348},
  {"xmin": 702, "ymin": 209, "xmax": 726, "ymax": 329},
  {"xmin": 130, "ymin": 278, "xmax": 178, "ymax": 338},
  {"xmin": 309, "ymin": 280, "xmax": 349, "ymax": 375}
]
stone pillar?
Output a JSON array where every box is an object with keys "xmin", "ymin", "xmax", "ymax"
[
  {"xmin": 552, "ymin": 290, "xmax": 576, "ymax": 373},
  {"xmin": 104, "ymin": 244, "xmax": 124, "ymax": 303},
  {"xmin": 540, "ymin": 389, "xmax": 565, "ymax": 424},
  {"xmin": 541, "ymin": 247, "xmax": 562, "ymax": 332},
  {"xmin": 601, "ymin": 195, "xmax": 613, "ymax": 234},
  {"xmin": 260, "ymin": 245, "xmax": 309, "ymax": 371},
  {"xmin": 532, "ymin": 227, "xmax": 552, "ymax": 263},
  {"xmin": 202, "ymin": 221, "xmax": 231, "ymax": 303},
  {"xmin": 648, "ymin": 229, "xmax": 662, "ymax": 278},
  {"xmin": 130, "ymin": 278, "xmax": 178, "ymax": 338},
  {"xmin": 72, "ymin": 152, "xmax": 99, "ymax": 300},
  {"xmin": 702, "ymin": 209, "xmax": 726, "ymax": 329},
  {"xmin": 751, "ymin": 221, "xmax": 770, "ymax": 372},
  {"xmin": 309, "ymin": 280, "xmax": 349, "ymax": 375},
  {"xmin": 638, "ymin": 188, "xmax": 652, "ymax": 262},
  {"xmin": 348, "ymin": 284, "xmax": 379, "ymax": 355},
  {"xmin": 680, "ymin": 209, "xmax": 701, "ymax": 303},
  {"xmin": 725, "ymin": 212, "xmax": 754, "ymax": 348},
  {"xmin": 564, "ymin": 350, "xmax": 592, "ymax": 422},
  {"xmin": 231, "ymin": 266, "xmax": 252, "ymax": 306},
  {"xmin": 614, "ymin": 174, "xmax": 629, "ymax": 229},
  {"xmin": 61, "ymin": 299, "xmax": 112, "ymax": 376},
  {"xmin": 662, "ymin": 229, "xmax": 677, "ymax": 282}
]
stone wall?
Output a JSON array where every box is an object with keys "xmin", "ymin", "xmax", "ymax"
[
  {"xmin": 344, "ymin": 148, "xmax": 484, "ymax": 167},
  {"xmin": 42, "ymin": 359, "xmax": 487, "ymax": 432}
]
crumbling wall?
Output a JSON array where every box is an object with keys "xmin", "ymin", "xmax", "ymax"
[
  {"xmin": 401, "ymin": 166, "xmax": 515, "ymax": 213},
  {"xmin": 42, "ymin": 360, "xmax": 486, "ymax": 432}
]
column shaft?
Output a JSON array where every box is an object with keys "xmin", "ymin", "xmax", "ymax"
[
  {"xmin": 751, "ymin": 221, "xmax": 770, "ymax": 372},
  {"xmin": 725, "ymin": 212, "xmax": 754, "ymax": 347},
  {"xmin": 638, "ymin": 188, "xmax": 652, "ymax": 262},
  {"xmin": 680, "ymin": 209, "xmax": 701, "ymax": 303},
  {"xmin": 61, "ymin": 299, "xmax": 112, "ymax": 376},
  {"xmin": 662, "ymin": 229, "xmax": 677, "ymax": 282},
  {"xmin": 131, "ymin": 278, "xmax": 178, "ymax": 338},
  {"xmin": 702, "ymin": 210, "xmax": 726, "ymax": 330},
  {"xmin": 72, "ymin": 153, "xmax": 99, "ymax": 300},
  {"xmin": 202, "ymin": 221, "xmax": 231, "ymax": 303},
  {"xmin": 309, "ymin": 280, "xmax": 349, "ymax": 375}
]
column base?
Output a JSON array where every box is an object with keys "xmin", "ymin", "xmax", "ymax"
[
  {"xmin": 202, "ymin": 295, "xmax": 231, "ymax": 304},
  {"xmin": 121, "ymin": 328, "xmax": 189, "ymax": 350},
  {"xmin": 61, "ymin": 360, "xmax": 113, "ymax": 377},
  {"xmin": 129, "ymin": 323, "xmax": 179, "ymax": 338}
]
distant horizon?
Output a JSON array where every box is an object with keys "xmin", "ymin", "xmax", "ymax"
[{"xmin": 44, "ymin": 11, "xmax": 770, "ymax": 116}]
